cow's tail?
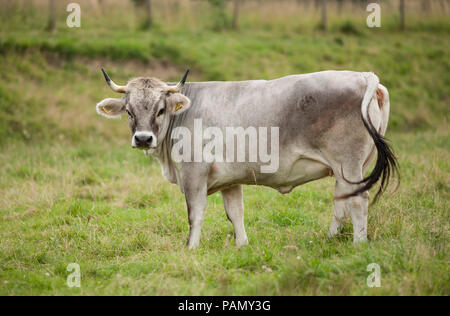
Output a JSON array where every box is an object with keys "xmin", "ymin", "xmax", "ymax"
[{"xmin": 341, "ymin": 72, "xmax": 399, "ymax": 203}]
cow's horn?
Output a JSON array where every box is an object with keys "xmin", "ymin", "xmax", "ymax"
[
  {"xmin": 168, "ymin": 69, "xmax": 190, "ymax": 92},
  {"xmin": 101, "ymin": 68, "xmax": 126, "ymax": 93}
]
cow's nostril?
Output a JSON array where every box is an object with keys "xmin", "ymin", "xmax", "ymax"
[
  {"xmin": 134, "ymin": 133, "xmax": 154, "ymax": 147},
  {"xmin": 140, "ymin": 136, "xmax": 148, "ymax": 142},
  {"xmin": 136, "ymin": 135, "xmax": 149, "ymax": 143}
]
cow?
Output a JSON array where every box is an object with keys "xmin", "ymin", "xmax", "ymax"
[{"xmin": 96, "ymin": 68, "xmax": 398, "ymax": 249}]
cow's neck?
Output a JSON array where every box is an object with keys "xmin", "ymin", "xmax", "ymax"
[
  {"xmin": 151, "ymin": 83, "xmax": 198, "ymax": 189},
  {"xmin": 152, "ymin": 112, "xmax": 184, "ymax": 186}
]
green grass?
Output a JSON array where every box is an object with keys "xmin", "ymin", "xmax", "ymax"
[
  {"xmin": 0, "ymin": 2, "xmax": 449, "ymax": 295},
  {"xmin": 0, "ymin": 129, "xmax": 448, "ymax": 295}
]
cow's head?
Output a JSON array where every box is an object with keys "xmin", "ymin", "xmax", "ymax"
[{"xmin": 96, "ymin": 69, "xmax": 191, "ymax": 150}]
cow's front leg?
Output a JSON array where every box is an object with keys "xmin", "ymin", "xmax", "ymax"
[
  {"xmin": 184, "ymin": 178, "xmax": 207, "ymax": 250},
  {"xmin": 221, "ymin": 185, "xmax": 248, "ymax": 248}
]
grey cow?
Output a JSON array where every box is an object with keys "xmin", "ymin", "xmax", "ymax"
[{"xmin": 96, "ymin": 69, "xmax": 398, "ymax": 249}]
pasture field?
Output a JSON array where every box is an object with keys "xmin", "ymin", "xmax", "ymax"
[{"xmin": 0, "ymin": 0, "xmax": 449, "ymax": 295}]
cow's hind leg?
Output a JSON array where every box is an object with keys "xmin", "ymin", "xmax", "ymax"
[
  {"xmin": 349, "ymin": 190, "xmax": 369, "ymax": 244},
  {"xmin": 328, "ymin": 180, "xmax": 349, "ymax": 238},
  {"xmin": 331, "ymin": 165, "xmax": 369, "ymax": 244},
  {"xmin": 221, "ymin": 185, "xmax": 248, "ymax": 247}
]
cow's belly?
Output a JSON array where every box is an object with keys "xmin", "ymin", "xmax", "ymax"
[
  {"xmin": 258, "ymin": 158, "xmax": 330, "ymax": 193},
  {"xmin": 206, "ymin": 157, "xmax": 330, "ymax": 195}
]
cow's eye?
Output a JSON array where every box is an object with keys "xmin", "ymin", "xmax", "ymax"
[
  {"xmin": 157, "ymin": 108, "xmax": 165, "ymax": 117},
  {"xmin": 126, "ymin": 109, "xmax": 133, "ymax": 119}
]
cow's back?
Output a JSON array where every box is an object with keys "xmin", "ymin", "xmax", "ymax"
[{"xmin": 182, "ymin": 71, "xmax": 367, "ymax": 147}]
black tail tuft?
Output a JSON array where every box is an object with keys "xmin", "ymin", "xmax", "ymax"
[{"xmin": 341, "ymin": 114, "xmax": 400, "ymax": 204}]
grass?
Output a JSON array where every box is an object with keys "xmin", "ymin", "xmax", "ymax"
[
  {"xmin": 0, "ymin": 128, "xmax": 448, "ymax": 295},
  {"xmin": 0, "ymin": 1, "xmax": 449, "ymax": 295}
]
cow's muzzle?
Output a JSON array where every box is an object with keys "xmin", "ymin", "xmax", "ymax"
[{"xmin": 132, "ymin": 131, "xmax": 157, "ymax": 149}]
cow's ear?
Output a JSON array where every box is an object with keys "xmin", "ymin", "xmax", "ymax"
[
  {"xmin": 96, "ymin": 98, "xmax": 126, "ymax": 119},
  {"xmin": 166, "ymin": 93, "xmax": 191, "ymax": 115}
]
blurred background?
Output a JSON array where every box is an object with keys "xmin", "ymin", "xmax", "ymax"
[
  {"xmin": 0, "ymin": 0, "xmax": 449, "ymax": 141},
  {"xmin": 0, "ymin": 1, "xmax": 448, "ymax": 295}
]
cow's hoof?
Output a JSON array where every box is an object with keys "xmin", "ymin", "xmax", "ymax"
[
  {"xmin": 327, "ymin": 230, "xmax": 338, "ymax": 239},
  {"xmin": 186, "ymin": 239, "xmax": 200, "ymax": 250},
  {"xmin": 327, "ymin": 226, "xmax": 343, "ymax": 239},
  {"xmin": 328, "ymin": 219, "xmax": 344, "ymax": 238},
  {"xmin": 353, "ymin": 237, "xmax": 368, "ymax": 247},
  {"xmin": 236, "ymin": 238, "xmax": 249, "ymax": 248}
]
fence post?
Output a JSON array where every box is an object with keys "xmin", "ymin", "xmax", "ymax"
[
  {"xmin": 145, "ymin": 0, "xmax": 153, "ymax": 29},
  {"xmin": 321, "ymin": 0, "xmax": 327, "ymax": 30},
  {"xmin": 399, "ymin": 0, "xmax": 405, "ymax": 30},
  {"xmin": 46, "ymin": 0, "xmax": 55, "ymax": 31},
  {"xmin": 337, "ymin": 0, "xmax": 343, "ymax": 16},
  {"xmin": 232, "ymin": 0, "xmax": 240, "ymax": 30}
]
